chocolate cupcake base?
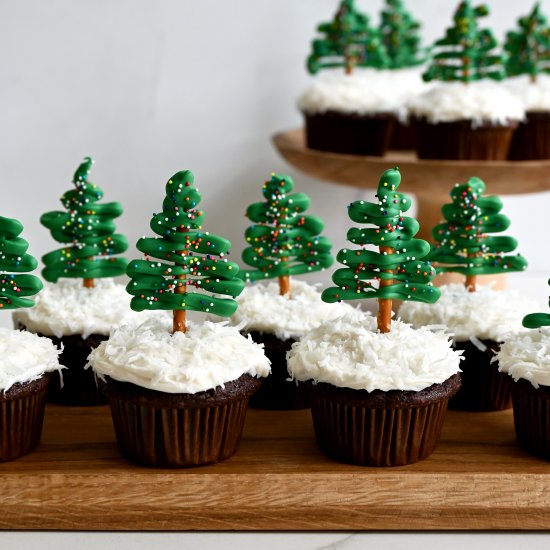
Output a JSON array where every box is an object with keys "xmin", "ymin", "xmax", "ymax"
[
  {"xmin": 304, "ymin": 111, "xmax": 396, "ymax": 156},
  {"xmin": 0, "ymin": 374, "xmax": 51, "ymax": 462},
  {"xmin": 247, "ymin": 331, "xmax": 309, "ymax": 410},
  {"xmin": 449, "ymin": 340, "xmax": 510, "ymax": 412},
  {"xmin": 309, "ymin": 374, "xmax": 461, "ymax": 467},
  {"xmin": 508, "ymin": 111, "xmax": 550, "ymax": 160},
  {"xmin": 415, "ymin": 118, "xmax": 518, "ymax": 160},
  {"xmin": 511, "ymin": 379, "xmax": 550, "ymax": 460},
  {"xmin": 389, "ymin": 121, "xmax": 417, "ymax": 151},
  {"xmin": 103, "ymin": 374, "xmax": 260, "ymax": 468}
]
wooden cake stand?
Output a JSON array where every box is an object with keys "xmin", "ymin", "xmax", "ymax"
[{"xmin": 273, "ymin": 128, "xmax": 550, "ymax": 287}]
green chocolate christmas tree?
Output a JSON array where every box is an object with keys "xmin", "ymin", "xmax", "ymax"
[
  {"xmin": 429, "ymin": 177, "xmax": 528, "ymax": 292},
  {"xmin": 380, "ymin": 0, "xmax": 426, "ymax": 69},
  {"xmin": 126, "ymin": 170, "xmax": 244, "ymax": 334},
  {"xmin": 307, "ymin": 0, "xmax": 388, "ymax": 75},
  {"xmin": 423, "ymin": 1, "xmax": 505, "ymax": 83},
  {"xmin": 523, "ymin": 279, "xmax": 550, "ymax": 328},
  {"xmin": 0, "ymin": 216, "xmax": 43, "ymax": 310},
  {"xmin": 322, "ymin": 167, "xmax": 439, "ymax": 333},
  {"xmin": 239, "ymin": 174, "xmax": 333, "ymax": 297},
  {"xmin": 504, "ymin": 3, "xmax": 550, "ymax": 82},
  {"xmin": 41, "ymin": 157, "xmax": 128, "ymax": 288}
]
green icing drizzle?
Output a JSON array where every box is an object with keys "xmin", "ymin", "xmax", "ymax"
[
  {"xmin": 380, "ymin": 0, "xmax": 427, "ymax": 69},
  {"xmin": 126, "ymin": 170, "xmax": 244, "ymax": 317},
  {"xmin": 429, "ymin": 178, "xmax": 528, "ymax": 276},
  {"xmin": 523, "ymin": 279, "xmax": 550, "ymax": 329},
  {"xmin": 40, "ymin": 157, "xmax": 128, "ymax": 283},
  {"xmin": 307, "ymin": 0, "xmax": 388, "ymax": 75},
  {"xmin": 423, "ymin": 1, "xmax": 505, "ymax": 83},
  {"xmin": 0, "ymin": 216, "xmax": 43, "ymax": 310},
  {"xmin": 505, "ymin": 3, "xmax": 550, "ymax": 80},
  {"xmin": 322, "ymin": 167, "xmax": 439, "ymax": 304},
  {"xmin": 238, "ymin": 174, "xmax": 333, "ymax": 283}
]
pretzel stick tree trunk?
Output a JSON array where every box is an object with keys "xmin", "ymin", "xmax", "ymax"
[
  {"xmin": 377, "ymin": 246, "xmax": 394, "ymax": 334},
  {"xmin": 173, "ymin": 230, "xmax": 188, "ymax": 334}
]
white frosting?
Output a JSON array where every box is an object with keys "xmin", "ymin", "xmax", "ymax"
[
  {"xmin": 407, "ymin": 81, "xmax": 525, "ymax": 124},
  {"xmin": 88, "ymin": 316, "xmax": 271, "ymax": 394},
  {"xmin": 505, "ymin": 75, "xmax": 550, "ymax": 112},
  {"xmin": 0, "ymin": 328, "xmax": 62, "ymax": 392},
  {"xmin": 497, "ymin": 328, "xmax": 550, "ymax": 389},
  {"xmin": 399, "ymin": 284, "xmax": 536, "ymax": 343},
  {"xmin": 229, "ymin": 279, "xmax": 354, "ymax": 341},
  {"xmin": 287, "ymin": 310, "xmax": 461, "ymax": 392},
  {"xmin": 13, "ymin": 279, "xmax": 146, "ymax": 339},
  {"xmin": 298, "ymin": 69, "xmax": 431, "ymax": 117}
]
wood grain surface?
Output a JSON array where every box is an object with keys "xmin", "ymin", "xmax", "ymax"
[{"xmin": 1, "ymin": 404, "xmax": 550, "ymax": 531}]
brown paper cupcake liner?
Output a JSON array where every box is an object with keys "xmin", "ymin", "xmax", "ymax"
[
  {"xmin": 0, "ymin": 373, "xmax": 51, "ymax": 462},
  {"xmin": 508, "ymin": 111, "xmax": 550, "ymax": 160},
  {"xmin": 449, "ymin": 340, "xmax": 510, "ymax": 412},
  {"xmin": 19, "ymin": 324, "xmax": 108, "ymax": 406},
  {"xmin": 246, "ymin": 331, "xmax": 309, "ymax": 410},
  {"xmin": 389, "ymin": 121, "xmax": 417, "ymax": 151},
  {"xmin": 103, "ymin": 374, "xmax": 260, "ymax": 468},
  {"xmin": 309, "ymin": 374, "xmax": 461, "ymax": 467},
  {"xmin": 304, "ymin": 111, "xmax": 396, "ymax": 156},
  {"xmin": 414, "ymin": 118, "xmax": 517, "ymax": 160},
  {"xmin": 512, "ymin": 379, "xmax": 550, "ymax": 460}
]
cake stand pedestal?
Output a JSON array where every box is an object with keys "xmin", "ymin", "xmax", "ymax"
[{"xmin": 273, "ymin": 128, "xmax": 550, "ymax": 288}]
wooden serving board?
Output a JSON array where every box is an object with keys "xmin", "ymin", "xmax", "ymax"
[{"xmin": 1, "ymin": 404, "xmax": 550, "ymax": 531}]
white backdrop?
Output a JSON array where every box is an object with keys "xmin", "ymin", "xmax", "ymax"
[{"xmin": 2, "ymin": 0, "xmax": 549, "ymax": 291}]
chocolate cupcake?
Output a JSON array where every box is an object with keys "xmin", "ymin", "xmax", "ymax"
[
  {"xmin": 88, "ymin": 317, "xmax": 269, "ymax": 467},
  {"xmin": 0, "ymin": 329, "xmax": 61, "ymax": 461},
  {"xmin": 230, "ymin": 280, "xmax": 352, "ymax": 410},
  {"xmin": 288, "ymin": 312, "xmax": 462, "ymax": 466},
  {"xmin": 13, "ymin": 279, "xmax": 142, "ymax": 406},
  {"xmin": 400, "ymin": 284, "xmax": 536, "ymax": 411}
]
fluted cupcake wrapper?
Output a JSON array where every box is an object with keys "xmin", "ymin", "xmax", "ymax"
[
  {"xmin": 508, "ymin": 112, "xmax": 550, "ymax": 161},
  {"xmin": 414, "ymin": 118, "xmax": 517, "ymax": 160},
  {"xmin": 103, "ymin": 375, "xmax": 260, "ymax": 468},
  {"xmin": 304, "ymin": 111, "xmax": 396, "ymax": 156},
  {"xmin": 512, "ymin": 379, "xmax": 550, "ymax": 461},
  {"xmin": 450, "ymin": 340, "xmax": 511, "ymax": 412},
  {"xmin": 0, "ymin": 374, "xmax": 51, "ymax": 462},
  {"xmin": 309, "ymin": 376, "xmax": 460, "ymax": 467},
  {"xmin": 246, "ymin": 332, "xmax": 309, "ymax": 410}
]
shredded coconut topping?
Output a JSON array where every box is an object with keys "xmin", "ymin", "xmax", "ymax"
[
  {"xmin": 407, "ymin": 81, "xmax": 525, "ymax": 124},
  {"xmin": 505, "ymin": 75, "xmax": 550, "ymax": 112},
  {"xmin": 229, "ymin": 279, "xmax": 354, "ymax": 340},
  {"xmin": 88, "ymin": 316, "xmax": 271, "ymax": 394},
  {"xmin": 399, "ymin": 284, "xmax": 536, "ymax": 342},
  {"xmin": 497, "ymin": 328, "xmax": 550, "ymax": 389},
  {"xmin": 287, "ymin": 310, "xmax": 461, "ymax": 392},
  {"xmin": 0, "ymin": 328, "xmax": 62, "ymax": 392},
  {"xmin": 13, "ymin": 279, "xmax": 146, "ymax": 338}
]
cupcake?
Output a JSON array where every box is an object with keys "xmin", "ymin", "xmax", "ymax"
[
  {"xmin": 289, "ymin": 167, "xmax": 462, "ymax": 467},
  {"xmin": 301, "ymin": 0, "xmax": 394, "ymax": 156},
  {"xmin": 497, "ymin": 280, "xmax": 550, "ymax": 459},
  {"xmin": 89, "ymin": 170, "xmax": 270, "ymax": 468},
  {"xmin": 233, "ymin": 173, "xmax": 346, "ymax": 410},
  {"xmin": 504, "ymin": 4, "xmax": 550, "ymax": 160},
  {"xmin": 0, "ymin": 215, "xmax": 61, "ymax": 461},
  {"xmin": 399, "ymin": 178, "xmax": 529, "ymax": 411},
  {"xmin": 14, "ymin": 157, "xmax": 129, "ymax": 406},
  {"xmin": 409, "ymin": 1, "xmax": 524, "ymax": 160}
]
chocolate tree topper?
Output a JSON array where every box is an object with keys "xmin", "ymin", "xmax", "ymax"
[
  {"xmin": 41, "ymin": 157, "xmax": 128, "ymax": 288},
  {"xmin": 323, "ymin": 167, "xmax": 439, "ymax": 333},
  {"xmin": 504, "ymin": 3, "xmax": 550, "ymax": 83},
  {"xmin": 238, "ymin": 173, "xmax": 333, "ymax": 297},
  {"xmin": 423, "ymin": 1, "xmax": 505, "ymax": 83},
  {"xmin": 429, "ymin": 177, "xmax": 528, "ymax": 292},
  {"xmin": 0, "ymin": 216, "xmax": 43, "ymax": 310},
  {"xmin": 523, "ymin": 279, "xmax": 550, "ymax": 329},
  {"xmin": 127, "ymin": 170, "xmax": 244, "ymax": 334},
  {"xmin": 380, "ymin": 0, "xmax": 426, "ymax": 69},
  {"xmin": 307, "ymin": 0, "xmax": 388, "ymax": 75}
]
